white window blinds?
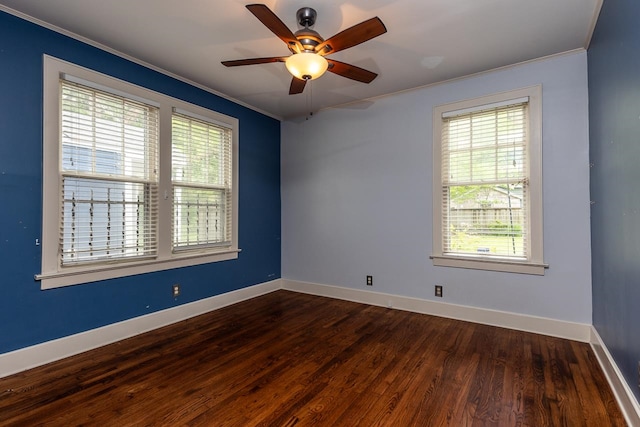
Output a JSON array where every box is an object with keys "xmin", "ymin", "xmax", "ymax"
[
  {"xmin": 441, "ymin": 100, "xmax": 529, "ymax": 260},
  {"xmin": 171, "ymin": 112, "xmax": 233, "ymax": 250},
  {"xmin": 60, "ymin": 80, "xmax": 159, "ymax": 265}
]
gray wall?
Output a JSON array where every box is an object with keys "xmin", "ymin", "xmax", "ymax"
[
  {"xmin": 282, "ymin": 51, "xmax": 592, "ymax": 324},
  {"xmin": 588, "ymin": 0, "xmax": 640, "ymax": 403}
]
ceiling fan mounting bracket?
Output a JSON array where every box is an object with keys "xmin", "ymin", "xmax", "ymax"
[{"xmin": 296, "ymin": 7, "xmax": 317, "ymax": 28}]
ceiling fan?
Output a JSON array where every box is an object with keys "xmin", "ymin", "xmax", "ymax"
[{"xmin": 222, "ymin": 4, "xmax": 387, "ymax": 95}]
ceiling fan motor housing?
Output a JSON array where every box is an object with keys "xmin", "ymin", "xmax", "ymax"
[{"xmin": 294, "ymin": 28, "xmax": 323, "ymax": 51}]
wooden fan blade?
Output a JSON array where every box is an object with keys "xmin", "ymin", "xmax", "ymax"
[
  {"xmin": 246, "ymin": 4, "xmax": 303, "ymax": 52},
  {"xmin": 289, "ymin": 77, "xmax": 307, "ymax": 95},
  {"xmin": 326, "ymin": 59, "xmax": 378, "ymax": 83},
  {"xmin": 221, "ymin": 57, "xmax": 287, "ymax": 67},
  {"xmin": 315, "ymin": 17, "xmax": 387, "ymax": 55}
]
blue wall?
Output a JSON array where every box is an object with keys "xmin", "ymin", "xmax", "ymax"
[
  {"xmin": 588, "ymin": 0, "xmax": 640, "ymax": 402},
  {"xmin": 0, "ymin": 11, "xmax": 281, "ymax": 354}
]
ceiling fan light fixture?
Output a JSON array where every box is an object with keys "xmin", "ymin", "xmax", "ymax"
[{"xmin": 285, "ymin": 52, "xmax": 328, "ymax": 80}]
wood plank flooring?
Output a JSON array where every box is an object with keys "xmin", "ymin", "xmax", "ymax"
[{"xmin": 0, "ymin": 290, "xmax": 625, "ymax": 426}]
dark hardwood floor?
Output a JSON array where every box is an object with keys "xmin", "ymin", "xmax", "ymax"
[{"xmin": 0, "ymin": 290, "xmax": 625, "ymax": 426}]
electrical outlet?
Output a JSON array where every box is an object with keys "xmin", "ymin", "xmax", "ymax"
[
  {"xmin": 366, "ymin": 275, "xmax": 373, "ymax": 286},
  {"xmin": 172, "ymin": 284, "xmax": 180, "ymax": 298},
  {"xmin": 435, "ymin": 285, "xmax": 443, "ymax": 298}
]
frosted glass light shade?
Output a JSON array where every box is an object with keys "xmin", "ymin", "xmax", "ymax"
[{"xmin": 285, "ymin": 53, "xmax": 328, "ymax": 80}]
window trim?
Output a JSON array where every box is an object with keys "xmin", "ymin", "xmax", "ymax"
[
  {"xmin": 431, "ymin": 86, "xmax": 547, "ymax": 275},
  {"xmin": 38, "ymin": 56, "xmax": 239, "ymax": 289}
]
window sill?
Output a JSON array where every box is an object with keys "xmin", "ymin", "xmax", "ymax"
[
  {"xmin": 36, "ymin": 249, "xmax": 240, "ymax": 289},
  {"xmin": 430, "ymin": 254, "xmax": 548, "ymax": 275}
]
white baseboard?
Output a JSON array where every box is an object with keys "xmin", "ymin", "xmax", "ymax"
[
  {"xmin": 0, "ymin": 279, "xmax": 282, "ymax": 379},
  {"xmin": 590, "ymin": 327, "xmax": 640, "ymax": 427},
  {"xmin": 282, "ymin": 279, "xmax": 591, "ymax": 342}
]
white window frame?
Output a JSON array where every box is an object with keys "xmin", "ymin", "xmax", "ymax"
[
  {"xmin": 38, "ymin": 56, "xmax": 239, "ymax": 289},
  {"xmin": 431, "ymin": 86, "xmax": 547, "ymax": 275}
]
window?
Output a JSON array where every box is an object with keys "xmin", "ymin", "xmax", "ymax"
[
  {"xmin": 60, "ymin": 81, "xmax": 159, "ymax": 265},
  {"xmin": 39, "ymin": 56, "xmax": 239, "ymax": 289},
  {"xmin": 431, "ymin": 86, "xmax": 546, "ymax": 275},
  {"xmin": 171, "ymin": 112, "xmax": 232, "ymax": 250}
]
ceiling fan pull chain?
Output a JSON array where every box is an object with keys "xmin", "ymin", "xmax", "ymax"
[{"xmin": 306, "ymin": 81, "xmax": 313, "ymax": 120}]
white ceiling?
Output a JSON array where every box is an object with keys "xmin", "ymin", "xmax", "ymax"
[{"xmin": 0, "ymin": 0, "xmax": 601, "ymax": 119}]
